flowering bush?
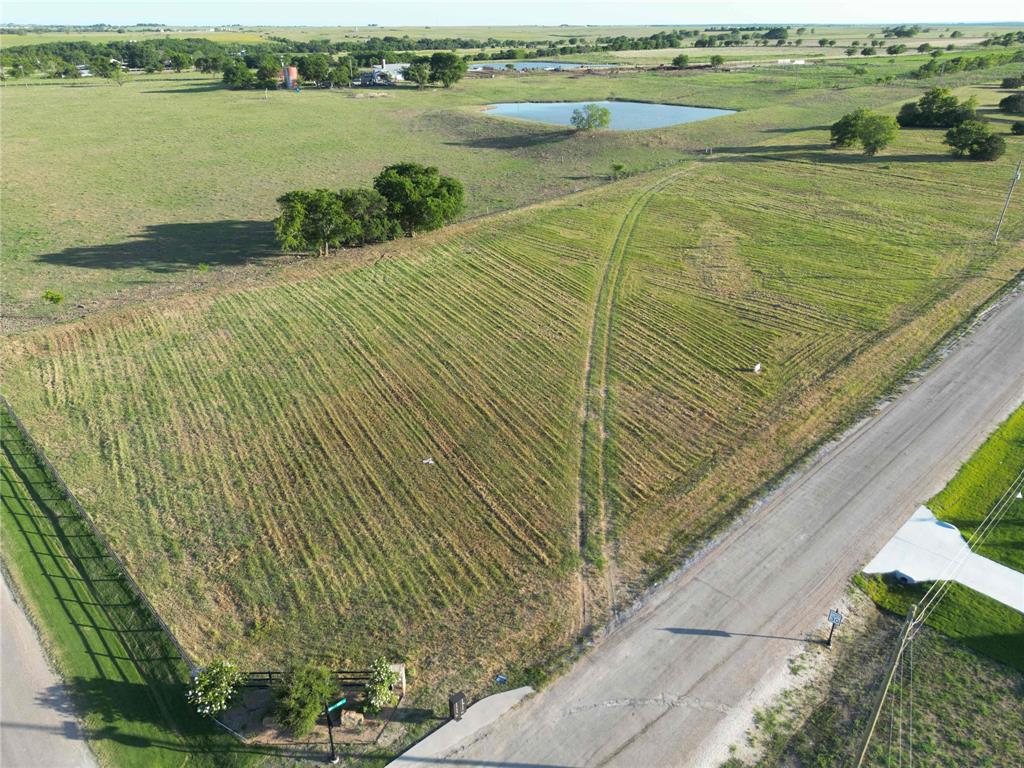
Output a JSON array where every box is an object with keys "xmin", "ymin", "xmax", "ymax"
[
  {"xmin": 364, "ymin": 656, "xmax": 399, "ymax": 714},
  {"xmin": 187, "ymin": 660, "xmax": 244, "ymax": 717}
]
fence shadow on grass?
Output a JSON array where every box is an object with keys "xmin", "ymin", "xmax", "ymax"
[{"xmin": 35, "ymin": 220, "xmax": 278, "ymax": 273}]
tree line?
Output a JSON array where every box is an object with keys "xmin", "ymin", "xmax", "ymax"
[{"xmin": 274, "ymin": 163, "xmax": 465, "ymax": 257}]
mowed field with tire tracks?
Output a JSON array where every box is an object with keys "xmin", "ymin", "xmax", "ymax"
[{"xmin": 3, "ymin": 62, "xmax": 1024, "ymax": 712}]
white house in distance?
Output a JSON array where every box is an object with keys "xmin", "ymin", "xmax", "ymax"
[{"xmin": 372, "ymin": 59, "xmax": 406, "ymax": 81}]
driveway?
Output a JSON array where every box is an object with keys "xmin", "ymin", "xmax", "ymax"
[{"xmin": 0, "ymin": 575, "xmax": 96, "ymax": 768}]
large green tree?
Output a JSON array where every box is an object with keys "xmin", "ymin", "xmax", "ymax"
[
  {"xmin": 336, "ymin": 188, "xmax": 402, "ymax": 245},
  {"xmin": 297, "ymin": 53, "xmax": 331, "ymax": 85},
  {"xmin": 570, "ymin": 103, "xmax": 612, "ymax": 131},
  {"xmin": 944, "ymin": 120, "xmax": 1006, "ymax": 160},
  {"xmin": 373, "ymin": 163, "xmax": 465, "ymax": 236},
  {"xmin": 830, "ymin": 108, "xmax": 899, "ymax": 155},
  {"xmin": 429, "ymin": 51, "xmax": 468, "ymax": 87},
  {"xmin": 274, "ymin": 190, "xmax": 354, "ymax": 256}
]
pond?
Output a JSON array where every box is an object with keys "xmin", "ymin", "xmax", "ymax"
[
  {"xmin": 484, "ymin": 100, "xmax": 735, "ymax": 131},
  {"xmin": 470, "ymin": 61, "xmax": 610, "ymax": 72}
]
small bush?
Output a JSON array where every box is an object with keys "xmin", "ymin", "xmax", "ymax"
[
  {"xmin": 363, "ymin": 656, "xmax": 399, "ymax": 714},
  {"xmin": 275, "ymin": 664, "xmax": 334, "ymax": 736},
  {"xmin": 1000, "ymin": 76, "xmax": 1023, "ymax": 89},
  {"xmin": 1011, "ymin": 121, "xmax": 1024, "ymax": 135},
  {"xmin": 998, "ymin": 92, "xmax": 1024, "ymax": 115},
  {"xmin": 42, "ymin": 290, "xmax": 64, "ymax": 305},
  {"xmin": 187, "ymin": 660, "xmax": 244, "ymax": 717}
]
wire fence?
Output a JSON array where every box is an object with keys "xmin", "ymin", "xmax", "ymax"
[{"xmin": 1, "ymin": 394, "xmax": 195, "ymax": 671}]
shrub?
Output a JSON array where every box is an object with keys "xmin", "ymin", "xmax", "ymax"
[
  {"xmin": 1000, "ymin": 76, "xmax": 1023, "ymax": 89},
  {"xmin": 944, "ymin": 120, "xmax": 1006, "ymax": 160},
  {"xmin": 998, "ymin": 92, "xmax": 1024, "ymax": 115},
  {"xmin": 187, "ymin": 660, "xmax": 244, "ymax": 717},
  {"xmin": 671, "ymin": 54, "xmax": 689, "ymax": 68},
  {"xmin": 42, "ymin": 290, "xmax": 64, "ymax": 305},
  {"xmin": 275, "ymin": 664, "xmax": 333, "ymax": 736},
  {"xmin": 363, "ymin": 657, "xmax": 399, "ymax": 714},
  {"xmin": 1012, "ymin": 121, "xmax": 1024, "ymax": 135}
]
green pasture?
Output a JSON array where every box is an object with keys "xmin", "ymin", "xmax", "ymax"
[
  {"xmin": 859, "ymin": 405, "xmax": 1024, "ymax": 671},
  {"xmin": 0, "ymin": 409, "xmax": 267, "ymax": 766},
  {"xmin": 4, "ymin": 53, "xmax": 1022, "ymax": 330}
]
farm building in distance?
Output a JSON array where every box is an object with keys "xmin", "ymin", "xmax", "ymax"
[{"xmin": 356, "ymin": 59, "xmax": 406, "ymax": 85}]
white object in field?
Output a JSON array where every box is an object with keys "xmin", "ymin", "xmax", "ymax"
[
  {"xmin": 1017, "ymin": 491, "xmax": 1022, "ymax": 499},
  {"xmin": 753, "ymin": 362, "xmax": 762, "ymax": 374},
  {"xmin": 864, "ymin": 506, "xmax": 1024, "ymax": 613},
  {"xmin": 421, "ymin": 457, "xmax": 435, "ymax": 465}
]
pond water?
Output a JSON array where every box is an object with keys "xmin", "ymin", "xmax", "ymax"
[
  {"xmin": 484, "ymin": 100, "xmax": 735, "ymax": 131},
  {"xmin": 470, "ymin": 61, "xmax": 609, "ymax": 71}
]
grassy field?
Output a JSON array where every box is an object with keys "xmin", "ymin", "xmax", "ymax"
[
  {"xmin": 2, "ymin": 49, "xmax": 1024, "ymax": 762},
  {"xmin": 3, "ymin": 54, "xmax": 1019, "ymax": 331},
  {"xmin": 724, "ymin": 589, "xmax": 1024, "ymax": 767},
  {"xmin": 3, "ymin": 68, "xmax": 1022, "ymax": 708},
  {"xmin": 0, "ymin": 408, "xmax": 266, "ymax": 767},
  {"xmin": 858, "ymin": 404, "xmax": 1024, "ymax": 671}
]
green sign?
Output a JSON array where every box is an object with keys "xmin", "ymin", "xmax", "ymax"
[{"xmin": 327, "ymin": 698, "xmax": 347, "ymax": 713}]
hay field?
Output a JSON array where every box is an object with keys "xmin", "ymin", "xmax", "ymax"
[{"xmin": 4, "ymin": 100, "xmax": 1022, "ymax": 700}]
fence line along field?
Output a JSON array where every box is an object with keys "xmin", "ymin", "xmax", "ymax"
[{"xmin": 4, "ymin": 87, "xmax": 1022, "ymax": 702}]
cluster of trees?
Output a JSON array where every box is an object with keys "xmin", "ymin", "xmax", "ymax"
[
  {"xmin": 188, "ymin": 658, "xmax": 399, "ymax": 737},
  {"xmin": 832, "ymin": 84, "xmax": 1013, "ymax": 161},
  {"xmin": 893, "ymin": 88, "xmax": 1006, "ymax": 160},
  {"xmin": 401, "ymin": 52, "xmax": 468, "ymax": 87},
  {"xmin": 0, "ymin": 36, "xmax": 234, "ymax": 78},
  {"xmin": 275, "ymin": 163, "xmax": 464, "ymax": 256}
]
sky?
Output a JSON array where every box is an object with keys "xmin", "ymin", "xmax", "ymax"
[{"xmin": 2, "ymin": 1, "xmax": 1022, "ymax": 27}]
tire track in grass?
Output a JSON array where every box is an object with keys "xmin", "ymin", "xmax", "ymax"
[{"xmin": 576, "ymin": 166, "xmax": 695, "ymax": 620}]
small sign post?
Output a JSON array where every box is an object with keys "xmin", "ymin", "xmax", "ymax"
[
  {"xmin": 449, "ymin": 692, "xmax": 467, "ymax": 721},
  {"xmin": 324, "ymin": 698, "xmax": 346, "ymax": 764},
  {"xmin": 826, "ymin": 609, "xmax": 843, "ymax": 648}
]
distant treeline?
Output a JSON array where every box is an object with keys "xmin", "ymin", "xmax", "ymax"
[
  {"xmin": 912, "ymin": 46, "xmax": 1024, "ymax": 78},
  {"xmin": 0, "ymin": 25, "xmax": 836, "ymax": 77}
]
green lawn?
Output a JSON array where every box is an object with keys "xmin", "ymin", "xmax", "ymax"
[
  {"xmin": 0, "ymin": 407, "xmax": 268, "ymax": 767},
  {"xmin": 858, "ymin": 405, "xmax": 1024, "ymax": 671}
]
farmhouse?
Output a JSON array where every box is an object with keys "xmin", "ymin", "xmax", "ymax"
[{"xmin": 373, "ymin": 59, "xmax": 406, "ymax": 81}]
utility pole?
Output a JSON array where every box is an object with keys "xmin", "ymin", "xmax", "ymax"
[
  {"xmin": 993, "ymin": 159, "xmax": 1022, "ymax": 244},
  {"xmin": 854, "ymin": 604, "xmax": 916, "ymax": 768}
]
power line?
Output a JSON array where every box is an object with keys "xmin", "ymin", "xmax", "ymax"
[{"xmin": 911, "ymin": 466, "xmax": 1024, "ymax": 636}]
